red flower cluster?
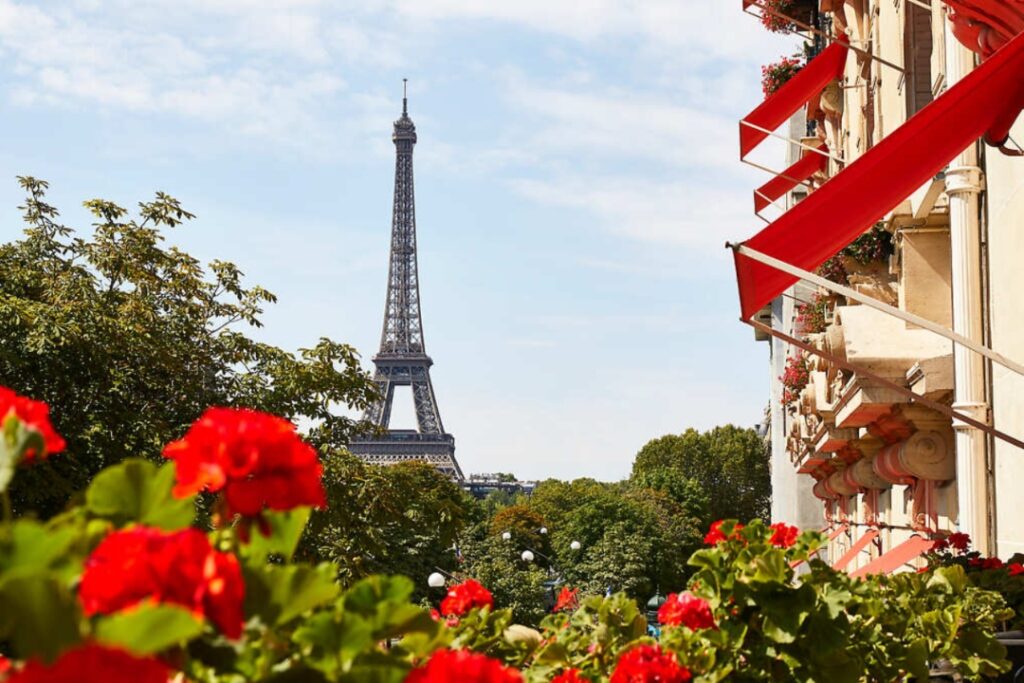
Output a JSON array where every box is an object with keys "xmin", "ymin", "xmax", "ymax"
[
  {"xmin": 969, "ymin": 557, "xmax": 1005, "ymax": 570},
  {"xmin": 79, "ymin": 527, "xmax": 244, "ymax": 638},
  {"xmin": 761, "ymin": 56, "xmax": 803, "ymax": 97},
  {"xmin": 440, "ymin": 579, "xmax": 493, "ymax": 617},
  {"xmin": 704, "ymin": 520, "xmax": 744, "ymax": 546},
  {"xmin": 163, "ymin": 407, "xmax": 326, "ymax": 518},
  {"xmin": 658, "ymin": 592, "xmax": 716, "ymax": 630},
  {"xmin": 5, "ymin": 645, "xmax": 168, "ymax": 683},
  {"xmin": 406, "ymin": 649, "xmax": 522, "ymax": 683},
  {"xmin": 934, "ymin": 532, "xmax": 971, "ymax": 553},
  {"xmin": 779, "ymin": 353, "xmax": 810, "ymax": 405},
  {"xmin": 0, "ymin": 386, "xmax": 66, "ymax": 462},
  {"xmin": 769, "ymin": 522, "xmax": 800, "ymax": 548},
  {"xmin": 759, "ymin": 0, "xmax": 798, "ymax": 32},
  {"xmin": 610, "ymin": 645, "xmax": 691, "ymax": 683},
  {"xmin": 552, "ymin": 669, "xmax": 589, "ymax": 683},
  {"xmin": 1009, "ymin": 563, "xmax": 1024, "ymax": 577},
  {"xmin": 553, "ymin": 586, "xmax": 580, "ymax": 613}
]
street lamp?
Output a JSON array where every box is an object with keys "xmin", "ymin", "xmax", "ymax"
[
  {"xmin": 502, "ymin": 531, "xmax": 512, "ymax": 541},
  {"xmin": 521, "ymin": 550, "xmax": 535, "ymax": 563},
  {"xmin": 570, "ymin": 540, "xmax": 581, "ymax": 551},
  {"xmin": 427, "ymin": 572, "xmax": 446, "ymax": 589},
  {"xmin": 539, "ymin": 527, "xmax": 548, "ymax": 535}
]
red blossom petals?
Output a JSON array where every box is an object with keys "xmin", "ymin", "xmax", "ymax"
[
  {"xmin": 553, "ymin": 586, "xmax": 580, "ymax": 613},
  {"xmin": 769, "ymin": 522, "xmax": 800, "ymax": 548},
  {"xmin": 162, "ymin": 407, "xmax": 326, "ymax": 517},
  {"xmin": 440, "ymin": 579, "xmax": 493, "ymax": 617},
  {"xmin": 658, "ymin": 592, "xmax": 716, "ymax": 631},
  {"xmin": 405, "ymin": 649, "xmax": 522, "ymax": 683},
  {"xmin": 5, "ymin": 644, "xmax": 168, "ymax": 683},
  {"xmin": 704, "ymin": 520, "xmax": 744, "ymax": 546},
  {"xmin": 1009, "ymin": 563, "xmax": 1024, "ymax": 576},
  {"xmin": 79, "ymin": 527, "xmax": 244, "ymax": 639},
  {"xmin": 0, "ymin": 386, "xmax": 66, "ymax": 462},
  {"xmin": 610, "ymin": 645, "xmax": 691, "ymax": 683}
]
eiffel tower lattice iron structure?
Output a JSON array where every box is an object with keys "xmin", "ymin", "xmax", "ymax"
[{"xmin": 349, "ymin": 84, "xmax": 463, "ymax": 480}]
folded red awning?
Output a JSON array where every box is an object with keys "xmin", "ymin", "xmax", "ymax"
[
  {"xmin": 754, "ymin": 144, "xmax": 829, "ymax": 213},
  {"xmin": 849, "ymin": 535, "xmax": 935, "ymax": 578},
  {"xmin": 832, "ymin": 528, "xmax": 878, "ymax": 571},
  {"xmin": 945, "ymin": 0, "xmax": 1024, "ymax": 57},
  {"xmin": 740, "ymin": 42, "xmax": 848, "ymax": 159},
  {"xmin": 734, "ymin": 31, "xmax": 1024, "ymax": 320}
]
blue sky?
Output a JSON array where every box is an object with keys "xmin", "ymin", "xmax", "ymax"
[{"xmin": 0, "ymin": 1, "xmax": 794, "ymax": 481}]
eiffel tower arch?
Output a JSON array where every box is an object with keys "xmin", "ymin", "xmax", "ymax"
[{"xmin": 348, "ymin": 83, "xmax": 463, "ymax": 480}]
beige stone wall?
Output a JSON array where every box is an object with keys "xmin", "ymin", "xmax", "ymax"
[{"xmin": 984, "ymin": 115, "xmax": 1024, "ymax": 558}]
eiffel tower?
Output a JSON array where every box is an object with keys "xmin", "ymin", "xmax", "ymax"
[{"xmin": 349, "ymin": 82, "xmax": 463, "ymax": 480}]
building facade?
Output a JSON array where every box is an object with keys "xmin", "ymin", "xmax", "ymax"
[{"xmin": 744, "ymin": 0, "xmax": 1024, "ymax": 572}]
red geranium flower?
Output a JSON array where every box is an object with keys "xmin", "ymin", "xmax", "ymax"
[
  {"xmin": 982, "ymin": 557, "xmax": 1005, "ymax": 570},
  {"xmin": 1009, "ymin": 563, "xmax": 1024, "ymax": 576},
  {"xmin": 658, "ymin": 592, "xmax": 716, "ymax": 630},
  {"xmin": 947, "ymin": 532, "xmax": 971, "ymax": 553},
  {"xmin": 405, "ymin": 649, "xmax": 522, "ymax": 683},
  {"xmin": 769, "ymin": 522, "xmax": 799, "ymax": 548},
  {"xmin": 0, "ymin": 386, "xmax": 66, "ymax": 462},
  {"xmin": 440, "ymin": 579, "xmax": 493, "ymax": 617},
  {"xmin": 553, "ymin": 586, "xmax": 580, "ymax": 613},
  {"xmin": 704, "ymin": 520, "xmax": 744, "ymax": 546},
  {"xmin": 552, "ymin": 669, "xmax": 589, "ymax": 683},
  {"xmin": 79, "ymin": 527, "xmax": 244, "ymax": 638},
  {"xmin": 5, "ymin": 644, "xmax": 168, "ymax": 683},
  {"xmin": 163, "ymin": 407, "xmax": 326, "ymax": 518},
  {"xmin": 610, "ymin": 645, "xmax": 691, "ymax": 683}
]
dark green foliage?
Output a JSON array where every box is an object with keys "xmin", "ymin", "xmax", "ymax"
[
  {"xmin": 631, "ymin": 425, "xmax": 770, "ymax": 526},
  {"xmin": 0, "ymin": 177, "xmax": 380, "ymax": 516}
]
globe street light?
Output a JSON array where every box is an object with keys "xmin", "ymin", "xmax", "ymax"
[
  {"xmin": 521, "ymin": 550, "xmax": 535, "ymax": 563},
  {"xmin": 427, "ymin": 572, "xmax": 446, "ymax": 589},
  {"xmin": 539, "ymin": 527, "xmax": 548, "ymax": 535},
  {"xmin": 502, "ymin": 531, "xmax": 512, "ymax": 541},
  {"xmin": 570, "ymin": 540, "xmax": 582, "ymax": 551}
]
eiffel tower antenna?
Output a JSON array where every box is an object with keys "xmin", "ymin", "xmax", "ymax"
[{"xmin": 348, "ymin": 85, "xmax": 463, "ymax": 480}]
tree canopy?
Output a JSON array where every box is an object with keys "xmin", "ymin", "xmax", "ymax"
[{"xmin": 0, "ymin": 177, "xmax": 380, "ymax": 515}]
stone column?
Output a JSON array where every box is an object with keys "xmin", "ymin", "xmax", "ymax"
[{"xmin": 944, "ymin": 38, "xmax": 990, "ymax": 555}]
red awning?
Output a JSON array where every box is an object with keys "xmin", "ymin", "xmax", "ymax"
[
  {"xmin": 832, "ymin": 528, "xmax": 878, "ymax": 571},
  {"xmin": 740, "ymin": 42, "xmax": 848, "ymax": 159},
  {"xmin": 734, "ymin": 31, "xmax": 1024, "ymax": 320},
  {"xmin": 849, "ymin": 535, "xmax": 935, "ymax": 578},
  {"xmin": 945, "ymin": 0, "xmax": 1024, "ymax": 58},
  {"xmin": 754, "ymin": 144, "xmax": 829, "ymax": 213}
]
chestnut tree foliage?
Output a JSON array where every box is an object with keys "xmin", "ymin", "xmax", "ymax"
[
  {"xmin": 0, "ymin": 177, "xmax": 380, "ymax": 515},
  {"xmin": 631, "ymin": 425, "xmax": 771, "ymax": 525}
]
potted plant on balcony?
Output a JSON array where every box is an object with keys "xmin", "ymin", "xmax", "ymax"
[
  {"xmin": 841, "ymin": 225, "xmax": 893, "ymax": 278},
  {"xmin": 761, "ymin": 55, "xmax": 804, "ymax": 96},
  {"xmin": 759, "ymin": 0, "xmax": 817, "ymax": 32}
]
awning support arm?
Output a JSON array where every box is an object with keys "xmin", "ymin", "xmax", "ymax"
[
  {"xmin": 739, "ymin": 121, "xmax": 845, "ymax": 162},
  {"xmin": 743, "ymin": 318, "xmax": 1024, "ymax": 451},
  {"xmin": 733, "ymin": 243, "xmax": 1024, "ymax": 378}
]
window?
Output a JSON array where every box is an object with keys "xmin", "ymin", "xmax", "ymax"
[{"xmin": 904, "ymin": 1, "xmax": 934, "ymax": 117}]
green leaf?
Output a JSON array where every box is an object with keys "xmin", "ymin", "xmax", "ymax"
[
  {"xmin": 94, "ymin": 603, "xmax": 204, "ymax": 654},
  {"xmin": 0, "ymin": 519, "xmax": 79, "ymax": 580},
  {"xmin": 243, "ymin": 507, "xmax": 311, "ymax": 563},
  {"xmin": 85, "ymin": 459, "xmax": 194, "ymax": 530},
  {"xmin": 0, "ymin": 575, "xmax": 82, "ymax": 662},
  {"xmin": 245, "ymin": 563, "xmax": 339, "ymax": 627}
]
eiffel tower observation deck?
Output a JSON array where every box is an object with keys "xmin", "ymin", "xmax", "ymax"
[{"xmin": 348, "ymin": 82, "xmax": 463, "ymax": 480}]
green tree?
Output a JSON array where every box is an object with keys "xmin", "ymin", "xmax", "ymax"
[
  {"xmin": 456, "ymin": 525, "xmax": 550, "ymax": 626},
  {"xmin": 0, "ymin": 177, "xmax": 380, "ymax": 515},
  {"xmin": 300, "ymin": 452, "xmax": 473, "ymax": 601},
  {"xmin": 631, "ymin": 425, "xmax": 770, "ymax": 525}
]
